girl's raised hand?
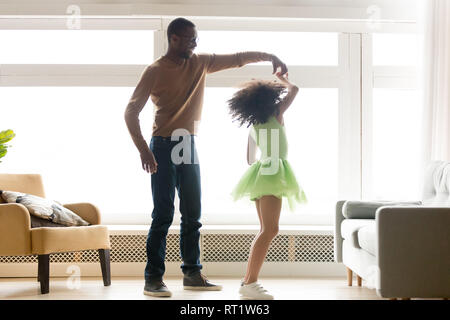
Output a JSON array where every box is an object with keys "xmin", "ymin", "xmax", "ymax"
[{"xmin": 275, "ymin": 72, "xmax": 291, "ymax": 85}]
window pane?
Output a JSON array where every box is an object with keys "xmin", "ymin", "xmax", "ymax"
[
  {"xmin": 196, "ymin": 31, "xmax": 338, "ymax": 65},
  {"xmin": 373, "ymin": 33, "xmax": 419, "ymax": 66},
  {"xmin": 0, "ymin": 87, "xmax": 155, "ymax": 223},
  {"xmin": 0, "ymin": 30, "xmax": 154, "ymax": 64},
  {"xmin": 372, "ymin": 88, "xmax": 421, "ymax": 200},
  {"xmin": 199, "ymin": 88, "xmax": 338, "ymax": 220}
]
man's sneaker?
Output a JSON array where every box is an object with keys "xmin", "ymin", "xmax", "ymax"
[
  {"xmin": 143, "ymin": 279, "xmax": 172, "ymax": 297},
  {"xmin": 183, "ymin": 272, "xmax": 223, "ymax": 291},
  {"xmin": 239, "ymin": 281, "xmax": 274, "ymax": 300}
]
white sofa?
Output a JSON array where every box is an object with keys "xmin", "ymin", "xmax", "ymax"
[{"xmin": 334, "ymin": 161, "xmax": 450, "ymax": 299}]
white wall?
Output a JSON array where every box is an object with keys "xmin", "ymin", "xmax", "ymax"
[{"xmin": 0, "ymin": 0, "xmax": 418, "ymax": 21}]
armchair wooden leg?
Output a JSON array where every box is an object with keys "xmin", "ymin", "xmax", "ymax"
[
  {"xmin": 37, "ymin": 258, "xmax": 40, "ymax": 282},
  {"xmin": 357, "ymin": 275, "xmax": 362, "ymax": 287},
  {"xmin": 98, "ymin": 249, "xmax": 111, "ymax": 286},
  {"xmin": 346, "ymin": 267, "xmax": 353, "ymax": 286},
  {"xmin": 38, "ymin": 254, "xmax": 50, "ymax": 294}
]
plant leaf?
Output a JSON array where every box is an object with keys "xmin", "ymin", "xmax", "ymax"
[
  {"xmin": 0, "ymin": 130, "xmax": 15, "ymax": 144},
  {"xmin": 0, "ymin": 147, "xmax": 7, "ymax": 159}
]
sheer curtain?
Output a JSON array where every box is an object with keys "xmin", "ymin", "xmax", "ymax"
[{"xmin": 421, "ymin": 0, "xmax": 450, "ymax": 169}]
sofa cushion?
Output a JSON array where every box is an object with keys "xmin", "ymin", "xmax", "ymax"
[
  {"xmin": 357, "ymin": 224, "xmax": 376, "ymax": 256},
  {"xmin": 0, "ymin": 190, "xmax": 90, "ymax": 227},
  {"xmin": 341, "ymin": 219, "xmax": 374, "ymax": 248},
  {"xmin": 342, "ymin": 200, "xmax": 422, "ymax": 219}
]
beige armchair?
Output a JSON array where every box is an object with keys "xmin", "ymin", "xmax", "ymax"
[{"xmin": 0, "ymin": 173, "xmax": 111, "ymax": 294}]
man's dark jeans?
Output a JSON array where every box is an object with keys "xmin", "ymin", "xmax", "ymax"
[{"xmin": 145, "ymin": 135, "xmax": 202, "ymax": 281}]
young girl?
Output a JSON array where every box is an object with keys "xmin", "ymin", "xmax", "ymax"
[{"xmin": 228, "ymin": 73, "xmax": 307, "ymax": 300}]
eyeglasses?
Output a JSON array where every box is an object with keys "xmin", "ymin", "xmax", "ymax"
[{"xmin": 177, "ymin": 35, "xmax": 199, "ymax": 44}]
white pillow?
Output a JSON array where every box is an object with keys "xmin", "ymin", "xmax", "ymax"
[{"xmin": 0, "ymin": 190, "xmax": 90, "ymax": 227}]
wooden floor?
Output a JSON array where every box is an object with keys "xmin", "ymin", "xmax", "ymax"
[{"xmin": 0, "ymin": 276, "xmax": 386, "ymax": 300}]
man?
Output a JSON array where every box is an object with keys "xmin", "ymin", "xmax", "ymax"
[{"xmin": 124, "ymin": 17, "xmax": 288, "ymax": 297}]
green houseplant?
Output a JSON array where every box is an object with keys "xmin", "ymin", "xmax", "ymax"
[{"xmin": 0, "ymin": 129, "xmax": 15, "ymax": 162}]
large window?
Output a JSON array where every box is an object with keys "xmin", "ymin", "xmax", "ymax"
[
  {"xmin": 0, "ymin": 18, "xmax": 420, "ymax": 225},
  {"xmin": 195, "ymin": 29, "xmax": 340, "ymax": 224},
  {"xmin": 368, "ymin": 33, "xmax": 421, "ymax": 200}
]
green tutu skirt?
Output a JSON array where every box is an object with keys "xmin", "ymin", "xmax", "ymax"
[{"xmin": 231, "ymin": 158, "xmax": 307, "ymax": 212}]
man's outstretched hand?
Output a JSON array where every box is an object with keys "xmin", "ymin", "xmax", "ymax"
[{"xmin": 271, "ymin": 55, "xmax": 288, "ymax": 76}]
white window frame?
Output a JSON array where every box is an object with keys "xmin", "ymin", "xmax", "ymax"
[{"xmin": 0, "ymin": 16, "xmax": 417, "ymax": 225}]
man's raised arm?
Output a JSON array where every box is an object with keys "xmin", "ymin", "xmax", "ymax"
[{"xmin": 204, "ymin": 52, "xmax": 287, "ymax": 75}]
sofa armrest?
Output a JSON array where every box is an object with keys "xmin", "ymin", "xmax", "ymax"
[
  {"xmin": 376, "ymin": 206, "xmax": 450, "ymax": 298},
  {"xmin": 63, "ymin": 202, "xmax": 101, "ymax": 225},
  {"xmin": 343, "ymin": 200, "xmax": 421, "ymax": 219},
  {"xmin": 334, "ymin": 200, "xmax": 347, "ymax": 262},
  {"xmin": 0, "ymin": 203, "xmax": 32, "ymax": 256}
]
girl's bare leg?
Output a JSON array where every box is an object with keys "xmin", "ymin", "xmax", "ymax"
[
  {"xmin": 243, "ymin": 195, "xmax": 281, "ymax": 284},
  {"xmin": 243, "ymin": 198, "xmax": 263, "ymax": 284}
]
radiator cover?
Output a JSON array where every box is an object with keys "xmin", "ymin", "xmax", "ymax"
[{"xmin": 0, "ymin": 233, "xmax": 334, "ymax": 264}]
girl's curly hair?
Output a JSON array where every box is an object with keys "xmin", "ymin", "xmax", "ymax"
[{"xmin": 227, "ymin": 79, "xmax": 287, "ymax": 127}]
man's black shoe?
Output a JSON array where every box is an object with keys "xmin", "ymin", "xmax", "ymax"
[
  {"xmin": 183, "ymin": 272, "xmax": 223, "ymax": 291},
  {"xmin": 143, "ymin": 279, "xmax": 172, "ymax": 297}
]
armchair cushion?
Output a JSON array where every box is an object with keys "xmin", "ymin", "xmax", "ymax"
[
  {"xmin": 0, "ymin": 190, "xmax": 90, "ymax": 227},
  {"xmin": 342, "ymin": 200, "xmax": 422, "ymax": 219},
  {"xmin": 31, "ymin": 225, "xmax": 110, "ymax": 255}
]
